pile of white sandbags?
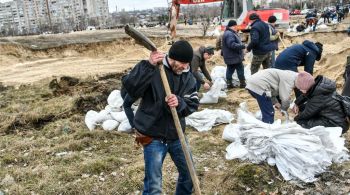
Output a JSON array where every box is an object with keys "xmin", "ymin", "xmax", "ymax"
[
  {"xmin": 84, "ymin": 90, "xmax": 136, "ymax": 133},
  {"xmin": 223, "ymin": 103, "xmax": 349, "ymax": 183},
  {"xmin": 186, "ymin": 109, "xmax": 234, "ymax": 132}
]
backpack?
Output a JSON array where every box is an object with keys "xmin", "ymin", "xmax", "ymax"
[{"xmin": 332, "ymin": 93, "xmax": 350, "ymax": 119}]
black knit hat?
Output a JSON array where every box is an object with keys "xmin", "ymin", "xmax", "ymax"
[
  {"xmin": 169, "ymin": 40, "xmax": 193, "ymax": 63},
  {"xmin": 204, "ymin": 46, "xmax": 215, "ymax": 55},
  {"xmin": 227, "ymin": 20, "xmax": 237, "ymax": 27},
  {"xmin": 268, "ymin": 15, "xmax": 277, "ymax": 23},
  {"xmin": 249, "ymin": 13, "xmax": 260, "ymax": 20}
]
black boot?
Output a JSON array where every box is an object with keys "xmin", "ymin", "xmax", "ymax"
[
  {"xmin": 239, "ymin": 79, "xmax": 246, "ymax": 88},
  {"xmin": 226, "ymin": 79, "xmax": 234, "ymax": 89}
]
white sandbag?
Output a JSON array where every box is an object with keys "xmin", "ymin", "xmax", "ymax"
[
  {"xmin": 95, "ymin": 109, "xmax": 113, "ymax": 123},
  {"xmin": 117, "ymin": 120, "xmax": 133, "ymax": 133},
  {"xmin": 186, "ymin": 109, "xmax": 234, "ymax": 132},
  {"xmin": 317, "ymin": 24, "xmax": 328, "ymax": 29},
  {"xmin": 222, "ymin": 123, "xmax": 241, "ymax": 142},
  {"xmin": 105, "ymin": 105, "xmax": 122, "ymax": 112},
  {"xmin": 210, "ymin": 66, "xmax": 226, "ymax": 81},
  {"xmin": 200, "ymin": 78, "xmax": 226, "ymax": 104},
  {"xmin": 102, "ymin": 120, "xmax": 119, "ymax": 131},
  {"xmin": 110, "ymin": 111, "xmax": 128, "ymax": 122},
  {"xmin": 85, "ymin": 110, "xmax": 98, "ymax": 131},
  {"xmin": 107, "ymin": 90, "xmax": 123, "ymax": 108},
  {"xmin": 225, "ymin": 141, "xmax": 248, "ymax": 160},
  {"xmin": 207, "ymin": 28, "xmax": 221, "ymax": 36}
]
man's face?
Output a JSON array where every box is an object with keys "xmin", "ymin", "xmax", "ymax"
[
  {"xmin": 203, "ymin": 53, "xmax": 213, "ymax": 60},
  {"xmin": 169, "ymin": 59, "xmax": 189, "ymax": 75}
]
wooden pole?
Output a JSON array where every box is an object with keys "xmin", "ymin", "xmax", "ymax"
[{"xmin": 158, "ymin": 65, "xmax": 201, "ymax": 195}]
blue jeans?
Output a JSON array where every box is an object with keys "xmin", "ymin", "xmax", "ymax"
[
  {"xmin": 122, "ymin": 94, "xmax": 136, "ymax": 128},
  {"xmin": 143, "ymin": 139, "xmax": 193, "ymax": 195},
  {"xmin": 226, "ymin": 62, "xmax": 245, "ymax": 81},
  {"xmin": 248, "ymin": 89, "xmax": 274, "ymax": 124},
  {"xmin": 196, "ymin": 80, "xmax": 202, "ymax": 91}
]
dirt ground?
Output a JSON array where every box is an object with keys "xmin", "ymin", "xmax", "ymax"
[{"xmin": 0, "ymin": 19, "xmax": 350, "ymax": 194}]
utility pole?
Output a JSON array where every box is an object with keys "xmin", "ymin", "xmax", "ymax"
[{"xmin": 45, "ymin": 0, "xmax": 52, "ymax": 31}]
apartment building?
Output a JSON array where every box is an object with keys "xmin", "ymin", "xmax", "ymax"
[{"xmin": 0, "ymin": 0, "xmax": 109, "ymax": 35}]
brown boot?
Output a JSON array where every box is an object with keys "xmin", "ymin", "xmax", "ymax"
[{"xmin": 239, "ymin": 79, "xmax": 246, "ymax": 88}]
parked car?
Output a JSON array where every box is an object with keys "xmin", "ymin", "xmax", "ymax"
[
  {"xmin": 301, "ymin": 9, "xmax": 312, "ymax": 15},
  {"xmin": 86, "ymin": 26, "xmax": 96, "ymax": 31},
  {"xmin": 290, "ymin": 9, "xmax": 301, "ymax": 15}
]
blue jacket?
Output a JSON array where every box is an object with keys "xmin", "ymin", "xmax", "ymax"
[
  {"xmin": 274, "ymin": 40, "xmax": 322, "ymax": 74},
  {"xmin": 222, "ymin": 28, "xmax": 245, "ymax": 65},
  {"xmin": 247, "ymin": 19, "xmax": 275, "ymax": 55},
  {"xmin": 122, "ymin": 57, "xmax": 199, "ymax": 140}
]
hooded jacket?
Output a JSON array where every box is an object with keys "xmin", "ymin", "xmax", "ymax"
[
  {"xmin": 190, "ymin": 46, "xmax": 212, "ymax": 84},
  {"xmin": 274, "ymin": 40, "xmax": 322, "ymax": 74},
  {"xmin": 295, "ymin": 75, "xmax": 349, "ymax": 133},
  {"xmin": 221, "ymin": 27, "xmax": 245, "ymax": 65},
  {"xmin": 122, "ymin": 57, "xmax": 199, "ymax": 140}
]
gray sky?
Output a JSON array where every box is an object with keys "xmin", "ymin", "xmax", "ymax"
[
  {"xmin": 0, "ymin": 0, "xmax": 169, "ymax": 12},
  {"xmin": 109, "ymin": 0, "xmax": 168, "ymax": 12}
]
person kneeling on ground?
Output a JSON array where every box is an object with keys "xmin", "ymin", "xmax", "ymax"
[
  {"xmin": 191, "ymin": 46, "xmax": 214, "ymax": 90},
  {"xmin": 293, "ymin": 72, "xmax": 349, "ymax": 134},
  {"xmin": 246, "ymin": 69, "xmax": 298, "ymax": 124}
]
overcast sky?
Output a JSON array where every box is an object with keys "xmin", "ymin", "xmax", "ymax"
[
  {"xmin": 0, "ymin": 0, "xmax": 169, "ymax": 12},
  {"xmin": 109, "ymin": 0, "xmax": 168, "ymax": 12}
]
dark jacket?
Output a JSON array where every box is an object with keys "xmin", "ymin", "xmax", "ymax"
[
  {"xmin": 295, "ymin": 75, "xmax": 349, "ymax": 133},
  {"xmin": 122, "ymin": 57, "xmax": 199, "ymax": 140},
  {"xmin": 247, "ymin": 19, "xmax": 275, "ymax": 55},
  {"xmin": 191, "ymin": 46, "xmax": 212, "ymax": 84},
  {"xmin": 274, "ymin": 40, "xmax": 322, "ymax": 74},
  {"xmin": 222, "ymin": 28, "xmax": 245, "ymax": 65}
]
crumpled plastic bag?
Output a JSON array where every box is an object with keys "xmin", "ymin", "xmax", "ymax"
[
  {"xmin": 102, "ymin": 120, "xmax": 120, "ymax": 131},
  {"xmin": 200, "ymin": 78, "xmax": 226, "ymax": 104},
  {"xmin": 223, "ymin": 103, "xmax": 349, "ymax": 183},
  {"xmin": 186, "ymin": 109, "xmax": 234, "ymax": 132}
]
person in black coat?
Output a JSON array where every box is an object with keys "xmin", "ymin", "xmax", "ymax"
[
  {"xmin": 122, "ymin": 40, "xmax": 199, "ymax": 194},
  {"xmin": 246, "ymin": 13, "xmax": 275, "ymax": 75},
  {"xmin": 294, "ymin": 72, "xmax": 349, "ymax": 134}
]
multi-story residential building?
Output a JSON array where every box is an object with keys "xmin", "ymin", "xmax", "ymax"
[{"xmin": 0, "ymin": 0, "xmax": 109, "ymax": 35}]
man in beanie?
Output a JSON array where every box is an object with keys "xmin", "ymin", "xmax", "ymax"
[
  {"xmin": 191, "ymin": 46, "xmax": 214, "ymax": 90},
  {"xmin": 267, "ymin": 15, "xmax": 280, "ymax": 68},
  {"xmin": 246, "ymin": 69, "xmax": 298, "ymax": 124},
  {"xmin": 222, "ymin": 19, "xmax": 247, "ymax": 88},
  {"xmin": 294, "ymin": 72, "xmax": 349, "ymax": 133},
  {"xmin": 122, "ymin": 40, "xmax": 199, "ymax": 194},
  {"xmin": 247, "ymin": 13, "xmax": 276, "ymax": 75}
]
